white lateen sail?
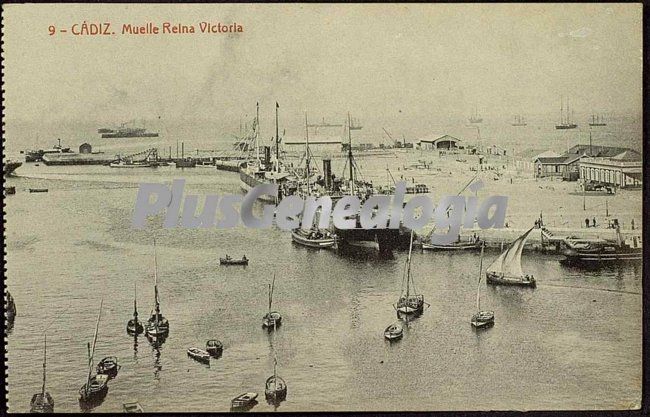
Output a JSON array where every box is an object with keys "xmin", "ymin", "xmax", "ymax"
[{"xmin": 486, "ymin": 227, "xmax": 534, "ymax": 278}]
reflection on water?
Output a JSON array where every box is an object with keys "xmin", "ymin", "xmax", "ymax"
[{"xmin": 4, "ymin": 169, "xmax": 642, "ymax": 412}]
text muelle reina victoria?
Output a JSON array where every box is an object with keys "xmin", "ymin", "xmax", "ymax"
[
  {"xmin": 122, "ymin": 21, "xmax": 243, "ymax": 34},
  {"xmin": 131, "ymin": 180, "xmax": 509, "ymax": 245},
  {"xmin": 60, "ymin": 21, "xmax": 244, "ymax": 36}
]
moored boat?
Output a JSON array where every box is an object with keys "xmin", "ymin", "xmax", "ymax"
[
  {"xmin": 145, "ymin": 239, "xmax": 170, "ymax": 342},
  {"xmin": 422, "ymin": 235, "xmax": 481, "ymax": 251},
  {"xmin": 30, "ymin": 334, "xmax": 54, "ymax": 413},
  {"xmin": 231, "ymin": 392, "xmax": 258, "ymax": 411},
  {"xmin": 262, "ymin": 275, "xmax": 282, "ymax": 329},
  {"xmin": 79, "ymin": 301, "xmax": 110, "ymax": 405},
  {"xmin": 471, "ymin": 244, "xmax": 495, "ymax": 329},
  {"xmin": 384, "ymin": 322, "xmax": 404, "ymax": 340},
  {"xmin": 96, "ymin": 356, "xmax": 121, "ymax": 378},
  {"xmin": 291, "ymin": 228, "xmax": 336, "ymax": 248},
  {"xmin": 264, "ymin": 356, "xmax": 287, "ymax": 403},
  {"xmin": 395, "ymin": 231, "xmax": 426, "ymax": 315},
  {"xmin": 6, "ymin": 290, "xmax": 16, "ymax": 327},
  {"xmin": 4, "ymin": 160, "xmax": 22, "ymax": 177},
  {"xmin": 109, "ymin": 160, "xmax": 153, "ymax": 168},
  {"xmin": 206, "ymin": 339, "xmax": 223, "ymax": 357},
  {"xmin": 187, "ymin": 347, "xmax": 211, "ymax": 364},
  {"xmin": 29, "ymin": 188, "xmax": 49, "ymax": 193},
  {"xmin": 560, "ymin": 226, "xmax": 642, "ymax": 266},
  {"xmin": 126, "ymin": 283, "xmax": 144, "ymax": 335},
  {"xmin": 485, "ymin": 227, "xmax": 536, "ymax": 287},
  {"xmin": 220, "ymin": 255, "xmax": 249, "ymax": 265}
]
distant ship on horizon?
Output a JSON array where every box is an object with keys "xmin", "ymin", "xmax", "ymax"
[
  {"xmin": 468, "ymin": 106, "xmax": 483, "ymax": 124},
  {"xmin": 588, "ymin": 114, "xmax": 607, "ymax": 127},
  {"xmin": 511, "ymin": 114, "xmax": 527, "ymax": 126},
  {"xmin": 98, "ymin": 121, "xmax": 159, "ymax": 138},
  {"xmin": 555, "ymin": 96, "xmax": 578, "ymax": 129}
]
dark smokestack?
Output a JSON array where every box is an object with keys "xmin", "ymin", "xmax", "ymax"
[
  {"xmin": 323, "ymin": 159, "xmax": 332, "ymax": 189},
  {"xmin": 264, "ymin": 146, "xmax": 271, "ymax": 166}
]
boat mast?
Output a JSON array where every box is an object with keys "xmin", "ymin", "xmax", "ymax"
[
  {"xmin": 567, "ymin": 97, "xmax": 571, "ymax": 124},
  {"xmin": 153, "ymin": 238, "xmax": 160, "ymax": 327},
  {"xmin": 305, "ymin": 113, "xmax": 310, "ymax": 194},
  {"xmin": 405, "ymin": 230, "xmax": 414, "ymax": 297},
  {"xmin": 86, "ymin": 300, "xmax": 103, "ymax": 396},
  {"xmin": 347, "ymin": 113, "xmax": 354, "ymax": 195},
  {"xmin": 275, "ymin": 102, "xmax": 280, "ymax": 172},
  {"xmin": 476, "ymin": 244, "xmax": 484, "ymax": 312},
  {"xmin": 133, "ymin": 283, "xmax": 138, "ymax": 318},
  {"xmin": 560, "ymin": 96, "xmax": 564, "ymax": 125},
  {"xmin": 42, "ymin": 334, "xmax": 47, "ymax": 397},
  {"xmin": 255, "ymin": 102, "xmax": 260, "ymax": 163}
]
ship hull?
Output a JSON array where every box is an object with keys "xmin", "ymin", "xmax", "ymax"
[
  {"xmin": 555, "ymin": 124, "xmax": 578, "ymax": 130},
  {"xmin": 101, "ymin": 133, "xmax": 159, "ymax": 138},
  {"xmin": 560, "ymin": 250, "xmax": 642, "ymax": 265},
  {"xmin": 486, "ymin": 272, "xmax": 536, "ymax": 287},
  {"xmin": 239, "ymin": 170, "xmax": 279, "ymax": 203},
  {"xmin": 3, "ymin": 161, "xmax": 22, "ymax": 176}
]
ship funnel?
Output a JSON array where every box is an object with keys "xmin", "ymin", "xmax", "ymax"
[
  {"xmin": 263, "ymin": 146, "xmax": 271, "ymax": 167},
  {"xmin": 323, "ymin": 159, "xmax": 332, "ymax": 189}
]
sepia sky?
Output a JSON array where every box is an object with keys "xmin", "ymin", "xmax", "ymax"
[{"xmin": 2, "ymin": 3, "xmax": 643, "ymax": 131}]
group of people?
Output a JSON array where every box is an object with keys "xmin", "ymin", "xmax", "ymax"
[{"xmin": 585, "ymin": 217, "xmax": 598, "ymax": 228}]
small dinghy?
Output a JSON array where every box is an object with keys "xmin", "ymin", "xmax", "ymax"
[
  {"xmin": 79, "ymin": 374, "xmax": 109, "ymax": 404},
  {"xmin": 123, "ymin": 401, "xmax": 144, "ymax": 413},
  {"xmin": 29, "ymin": 188, "xmax": 48, "ymax": 193},
  {"xmin": 96, "ymin": 356, "xmax": 120, "ymax": 378},
  {"xmin": 384, "ymin": 322, "xmax": 404, "ymax": 340},
  {"xmin": 220, "ymin": 255, "xmax": 249, "ymax": 265},
  {"xmin": 206, "ymin": 340, "xmax": 223, "ymax": 357},
  {"xmin": 231, "ymin": 392, "xmax": 258, "ymax": 411},
  {"xmin": 187, "ymin": 347, "xmax": 211, "ymax": 364}
]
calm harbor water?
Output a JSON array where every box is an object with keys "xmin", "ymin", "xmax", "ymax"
[{"xmin": 4, "ymin": 166, "xmax": 641, "ymax": 412}]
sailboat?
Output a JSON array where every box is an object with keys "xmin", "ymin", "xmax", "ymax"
[
  {"xmin": 30, "ymin": 334, "xmax": 54, "ymax": 413},
  {"xmin": 555, "ymin": 97, "xmax": 578, "ymax": 129},
  {"xmin": 395, "ymin": 231, "xmax": 425, "ymax": 314},
  {"xmin": 471, "ymin": 244, "xmax": 494, "ymax": 328},
  {"xmin": 511, "ymin": 115, "xmax": 527, "ymax": 126},
  {"xmin": 485, "ymin": 227, "xmax": 536, "ymax": 287},
  {"xmin": 468, "ymin": 106, "xmax": 483, "ymax": 123},
  {"xmin": 145, "ymin": 239, "xmax": 169, "ymax": 342},
  {"xmin": 264, "ymin": 354, "xmax": 287, "ymax": 403},
  {"xmin": 126, "ymin": 283, "xmax": 143, "ymax": 335},
  {"xmin": 79, "ymin": 300, "xmax": 109, "ymax": 405},
  {"xmin": 588, "ymin": 114, "xmax": 607, "ymax": 127},
  {"xmin": 262, "ymin": 274, "xmax": 282, "ymax": 329}
]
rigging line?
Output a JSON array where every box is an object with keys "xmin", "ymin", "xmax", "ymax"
[
  {"xmin": 41, "ymin": 304, "xmax": 72, "ymax": 334},
  {"xmin": 537, "ymin": 282, "xmax": 640, "ymax": 295}
]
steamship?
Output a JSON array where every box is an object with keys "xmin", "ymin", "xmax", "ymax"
[
  {"xmin": 239, "ymin": 102, "xmax": 291, "ymax": 203},
  {"xmin": 560, "ymin": 228, "xmax": 642, "ymax": 266},
  {"xmin": 99, "ymin": 122, "xmax": 159, "ymax": 138}
]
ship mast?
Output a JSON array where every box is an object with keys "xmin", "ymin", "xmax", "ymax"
[
  {"xmin": 255, "ymin": 102, "xmax": 260, "ymax": 164},
  {"xmin": 275, "ymin": 102, "xmax": 280, "ymax": 172},
  {"xmin": 347, "ymin": 113, "xmax": 354, "ymax": 195},
  {"xmin": 85, "ymin": 300, "xmax": 103, "ymax": 396},
  {"xmin": 476, "ymin": 244, "xmax": 484, "ymax": 312},
  {"xmin": 42, "ymin": 334, "xmax": 47, "ymax": 397},
  {"xmin": 305, "ymin": 113, "xmax": 310, "ymax": 194},
  {"xmin": 153, "ymin": 238, "xmax": 160, "ymax": 328}
]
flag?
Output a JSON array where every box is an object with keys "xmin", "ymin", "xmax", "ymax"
[{"xmin": 276, "ymin": 102, "xmax": 279, "ymax": 108}]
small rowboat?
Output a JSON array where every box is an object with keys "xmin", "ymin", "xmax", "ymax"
[
  {"xmin": 123, "ymin": 401, "xmax": 144, "ymax": 413},
  {"xmin": 384, "ymin": 322, "xmax": 403, "ymax": 340},
  {"xmin": 29, "ymin": 188, "xmax": 48, "ymax": 193},
  {"xmin": 265, "ymin": 375, "xmax": 287, "ymax": 402},
  {"xmin": 220, "ymin": 255, "xmax": 249, "ymax": 266},
  {"xmin": 206, "ymin": 339, "xmax": 223, "ymax": 357},
  {"xmin": 262, "ymin": 311, "xmax": 282, "ymax": 329},
  {"xmin": 471, "ymin": 311, "xmax": 495, "ymax": 329},
  {"xmin": 187, "ymin": 347, "xmax": 211, "ymax": 363},
  {"xmin": 422, "ymin": 239, "xmax": 481, "ymax": 251},
  {"xmin": 79, "ymin": 374, "xmax": 109, "ymax": 403},
  {"xmin": 96, "ymin": 356, "xmax": 121, "ymax": 378},
  {"xmin": 231, "ymin": 392, "xmax": 258, "ymax": 410}
]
